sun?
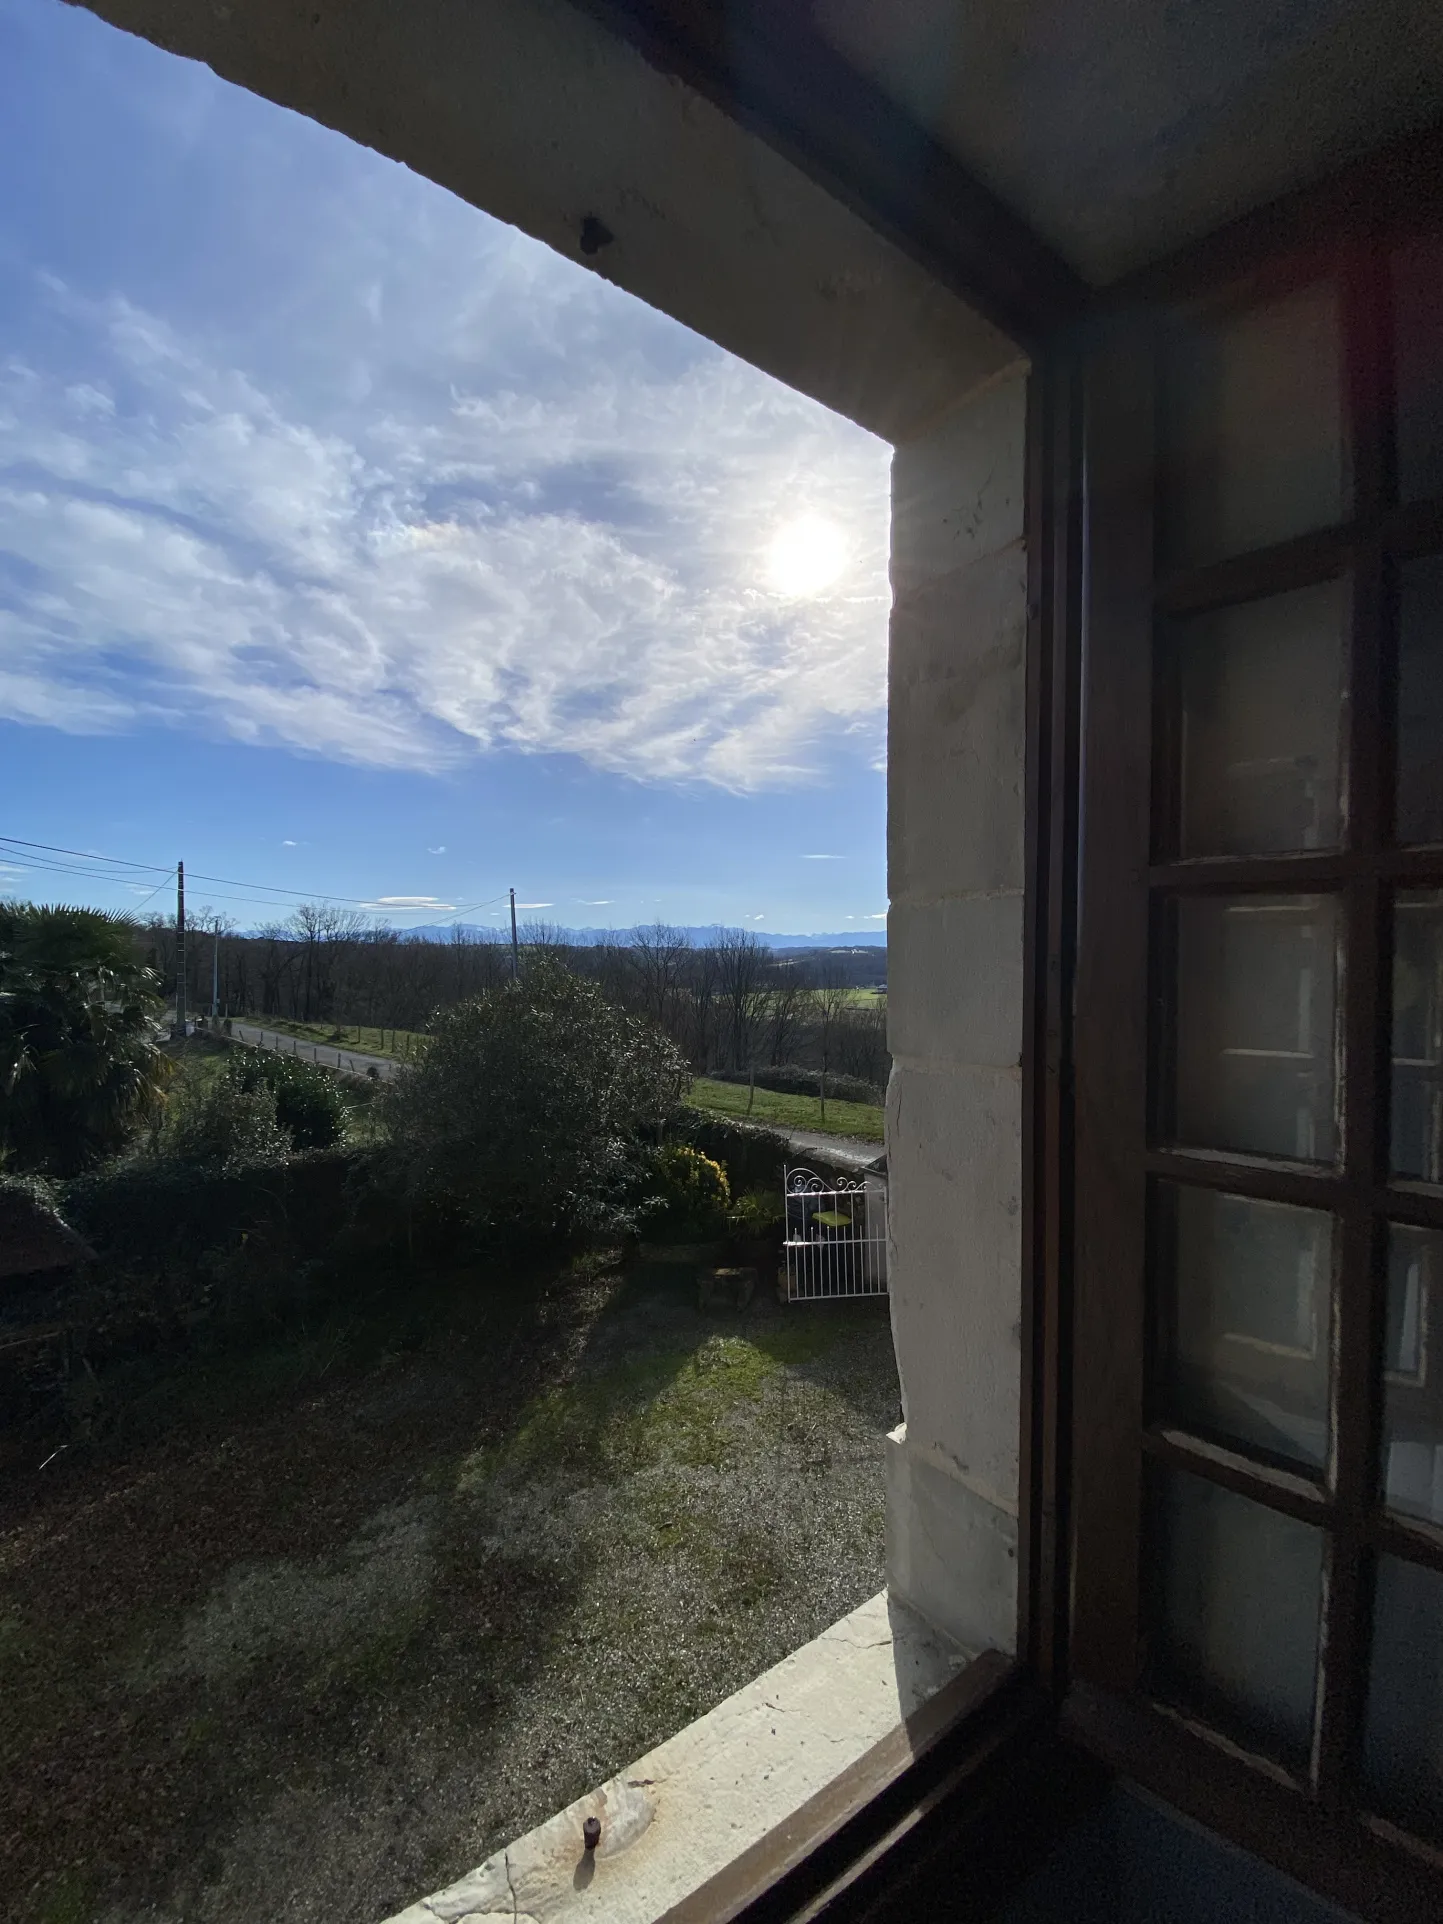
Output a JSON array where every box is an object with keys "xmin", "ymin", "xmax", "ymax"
[{"xmin": 766, "ymin": 514, "xmax": 848, "ymax": 598}]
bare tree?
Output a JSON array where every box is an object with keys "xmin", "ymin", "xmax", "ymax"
[
  {"xmin": 685, "ymin": 939, "xmax": 722, "ymax": 1070},
  {"xmin": 810, "ymin": 957, "xmax": 854, "ymax": 1120},
  {"xmin": 518, "ymin": 919, "xmax": 569, "ymax": 964},
  {"xmin": 764, "ymin": 959, "xmax": 806, "ymax": 1066},
  {"xmin": 714, "ymin": 928, "xmax": 772, "ymax": 1071},
  {"xmin": 628, "ymin": 923, "xmax": 692, "ymax": 1037},
  {"xmin": 835, "ymin": 994, "xmax": 890, "ymax": 1087}
]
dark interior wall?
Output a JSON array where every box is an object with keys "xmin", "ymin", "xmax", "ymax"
[{"xmin": 1001, "ymin": 1785, "xmax": 1363, "ymax": 1924}]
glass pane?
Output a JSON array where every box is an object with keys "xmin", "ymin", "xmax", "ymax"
[
  {"xmin": 1394, "ymin": 230, "xmax": 1443, "ymax": 505},
  {"xmin": 1174, "ymin": 581, "xmax": 1345, "ymax": 857},
  {"xmin": 1167, "ymin": 280, "xmax": 1346, "ymax": 566},
  {"xmin": 1148, "ymin": 1466, "xmax": 1322, "ymax": 1765},
  {"xmin": 1364, "ymin": 1555, "xmax": 1443, "ymax": 1847},
  {"xmin": 1155, "ymin": 1186, "xmax": 1331, "ymax": 1470},
  {"xmin": 1398, "ymin": 557, "xmax": 1443, "ymax": 846},
  {"xmin": 1173, "ymin": 895, "xmax": 1339, "ymax": 1163},
  {"xmin": 1382, "ymin": 1225, "xmax": 1443, "ymax": 1528},
  {"xmin": 1393, "ymin": 891, "xmax": 1443, "ymax": 1183}
]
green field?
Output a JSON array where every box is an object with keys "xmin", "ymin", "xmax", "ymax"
[
  {"xmin": 241, "ymin": 1015, "xmax": 429, "ymax": 1060},
  {"xmin": 686, "ymin": 1076, "xmax": 884, "ymax": 1142},
  {"xmin": 797, "ymin": 987, "xmax": 885, "ymax": 1008}
]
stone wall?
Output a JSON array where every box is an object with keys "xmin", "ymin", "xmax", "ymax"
[{"xmin": 885, "ymin": 365, "xmax": 1030, "ymax": 1653}]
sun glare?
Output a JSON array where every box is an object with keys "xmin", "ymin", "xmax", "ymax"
[{"xmin": 766, "ymin": 513, "xmax": 848, "ymax": 598}]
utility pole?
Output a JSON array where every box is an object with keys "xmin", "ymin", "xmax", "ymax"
[
  {"xmin": 174, "ymin": 861, "xmax": 187, "ymax": 1038},
  {"xmin": 211, "ymin": 921, "xmax": 221, "ymax": 1020},
  {"xmin": 509, "ymin": 886, "xmax": 520, "ymax": 979}
]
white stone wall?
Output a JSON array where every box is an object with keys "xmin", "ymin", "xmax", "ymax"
[{"xmin": 885, "ymin": 366, "xmax": 1030, "ymax": 1654}]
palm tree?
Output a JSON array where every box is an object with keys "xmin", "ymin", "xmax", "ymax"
[{"xmin": 0, "ymin": 902, "xmax": 172, "ymax": 1175}]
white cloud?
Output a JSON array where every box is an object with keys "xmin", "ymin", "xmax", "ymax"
[
  {"xmin": 282, "ymin": 839, "xmax": 297, "ymax": 846},
  {"xmin": 577, "ymin": 898, "xmax": 612, "ymax": 905},
  {"xmin": 426, "ymin": 845, "xmax": 446, "ymax": 854},
  {"xmin": 865, "ymin": 911, "xmax": 887, "ymax": 919},
  {"xmin": 517, "ymin": 901, "xmax": 553, "ymax": 909},
  {"xmin": 0, "ymin": 231, "xmax": 889, "ymax": 792},
  {"xmin": 802, "ymin": 853, "xmax": 843, "ymax": 861},
  {"xmin": 368, "ymin": 894, "xmax": 455, "ymax": 909}
]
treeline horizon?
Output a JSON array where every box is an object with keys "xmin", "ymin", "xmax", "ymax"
[{"xmin": 131, "ymin": 907, "xmax": 890, "ymax": 1086}]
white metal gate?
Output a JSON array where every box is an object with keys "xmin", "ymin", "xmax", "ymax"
[{"xmin": 782, "ymin": 1166, "xmax": 888, "ymax": 1302}]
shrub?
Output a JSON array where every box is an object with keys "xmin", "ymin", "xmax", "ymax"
[
  {"xmin": 159, "ymin": 1070, "xmax": 290, "ymax": 1171},
  {"xmin": 640, "ymin": 1144, "xmax": 730, "ymax": 1243},
  {"xmin": 380, "ymin": 957, "xmax": 688, "ymax": 1239},
  {"xmin": 224, "ymin": 1049, "xmax": 346, "ymax": 1150},
  {"xmin": 0, "ymin": 902, "xmax": 170, "ymax": 1175},
  {"xmin": 727, "ymin": 1185, "xmax": 785, "ymax": 1238},
  {"xmin": 677, "ymin": 1112, "xmax": 790, "ymax": 1194},
  {"xmin": 63, "ymin": 1146, "xmax": 362, "ymax": 1267}
]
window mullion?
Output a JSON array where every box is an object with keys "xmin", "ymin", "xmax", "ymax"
[{"xmin": 1315, "ymin": 241, "xmax": 1394, "ymax": 1809}]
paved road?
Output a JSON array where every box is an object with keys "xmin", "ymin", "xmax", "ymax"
[
  {"xmin": 227, "ymin": 1021, "xmax": 400, "ymax": 1080},
  {"xmin": 769, "ymin": 1125, "xmax": 882, "ymax": 1171}
]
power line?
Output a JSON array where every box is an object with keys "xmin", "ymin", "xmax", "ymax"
[
  {"xmin": 0, "ymin": 835, "xmax": 169, "ymax": 873},
  {"xmin": 127, "ymin": 869, "xmax": 178, "ymax": 913},
  {"xmin": 0, "ymin": 855, "xmax": 165, "ymax": 884},
  {"xmin": 0, "ymin": 836, "xmax": 508, "ymax": 917}
]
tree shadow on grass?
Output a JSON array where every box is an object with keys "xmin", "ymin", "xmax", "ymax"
[
  {"xmin": 3, "ymin": 1248, "xmax": 897, "ymax": 1924},
  {"xmin": 0, "ymin": 1254, "xmax": 608, "ymax": 1924}
]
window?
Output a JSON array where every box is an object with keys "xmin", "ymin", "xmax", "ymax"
[{"xmin": 1072, "ymin": 184, "xmax": 1443, "ymax": 1915}]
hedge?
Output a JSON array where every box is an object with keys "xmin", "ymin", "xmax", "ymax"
[
  {"xmin": 674, "ymin": 1112, "xmax": 791, "ymax": 1193},
  {"xmin": 61, "ymin": 1147, "xmax": 367, "ymax": 1266},
  {"xmin": 705, "ymin": 1063, "xmax": 883, "ymax": 1107}
]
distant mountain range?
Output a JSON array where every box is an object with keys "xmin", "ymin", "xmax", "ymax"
[
  {"xmin": 422, "ymin": 924, "xmax": 888, "ymax": 949},
  {"xmin": 222, "ymin": 921, "xmax": 887, "ymax": 949}
]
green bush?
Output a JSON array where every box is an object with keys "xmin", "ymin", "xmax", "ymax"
[
  {"xmin": 727, "ymin": 1186, "xmax": 785, "ymax": 1238},
  {"xmin": 0, "ymin": 902, "xmax": 170, "ymax": 1175},
  {"xmin": 224, "ymin": 1049, "xmax": 346, "ymax": 1150},
  {"xmin": 640, "ymin": 1145, "xmax": 730, "ymax": 1243},
  {"xmin": 63, "ymin": 1147, "xmax": 362, "ymax": 1267},
  {"xmin": 677, "ymin": 1112, "xmax": 790, "ymax": 1194},
  {"xmin": 380, "ymin": 957, "xmax": 687, "ymax": 1239},
  {"xmin": 159, "ymin": 1070, "xmax": 290, "ymax": 1171}
]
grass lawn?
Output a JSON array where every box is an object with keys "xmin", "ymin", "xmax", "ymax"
[
  {"xmin": 0, "ymin": 1256, "xmax": 898, "ymax": 1924},
  {"xmin": 687, "ymin": 1075, "xmax": 885, "ymax": 1142},
  {"xmin": 809, "ymin": 986, "xmax": 886, "ymax": 1008},
  {"xmin": 239, "ymin": 1015, "xmax": 429, "ymax": 1061}
]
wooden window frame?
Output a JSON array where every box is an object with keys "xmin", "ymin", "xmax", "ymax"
[
  {"xmin": 1065, "ymin": 128, "xmax": 1443, "ymax": 1924},
  {"xmin": 702, "ymin": 126, "xmax": 1443, "ymax": 1924}
]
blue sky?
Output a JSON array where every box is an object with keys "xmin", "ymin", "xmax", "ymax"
[{"xmin": 0, "ymin": 0, "xmax": 891, "ymax": 937}]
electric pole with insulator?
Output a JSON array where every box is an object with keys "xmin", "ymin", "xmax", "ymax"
[
  {"xmin": 174, "ymin": 861, "xmax": 187, "ymax": 1038},
  {"xmin": 212, "ymin": 920, "xmax": 221, "ymax": 1020},
  {"xmin": 509, "ymin": 886, "xmax": 520, "ymax": 979}
]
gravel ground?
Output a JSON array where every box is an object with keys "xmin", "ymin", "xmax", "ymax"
[{"xmin": 0, "ymin": 1259, "xmax": 899, "ymax": 1924}]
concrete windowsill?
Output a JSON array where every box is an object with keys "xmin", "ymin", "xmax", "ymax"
[{"xmin": 383, "ymin": 1590, "xmax": 974, "ymax": 1924}]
